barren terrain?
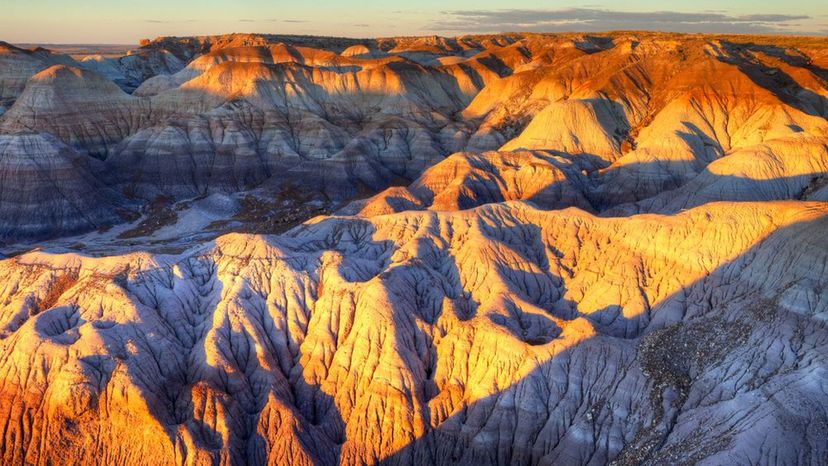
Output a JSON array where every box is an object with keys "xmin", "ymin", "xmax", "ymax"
[{"xmin": 0, "ymin": 31, "xmax": 826, "ymax": 465}]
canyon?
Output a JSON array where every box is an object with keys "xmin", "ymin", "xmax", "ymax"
[{"xmin": 0, "ymin": 32, "xmax": 826, "ymax": 465}]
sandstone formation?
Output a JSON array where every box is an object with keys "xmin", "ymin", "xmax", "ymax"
[
  {"xmin": 611, "ymin": 134, "xmax": 828, "ymax": 214},
  {"xmin": 0, "ymin": 32, "xmax": 826, "ymax": 465}
]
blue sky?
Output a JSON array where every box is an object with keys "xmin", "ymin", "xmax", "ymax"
[{"xmin": 2, "ymin": 0, "xmax": 826, "ymax": 43}]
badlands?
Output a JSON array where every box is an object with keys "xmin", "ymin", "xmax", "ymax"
[{"xmin": 0, "ymin": 32, "xmax": 826, "ymax": 465}]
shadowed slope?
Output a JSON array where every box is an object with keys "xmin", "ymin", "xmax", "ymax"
[{"xmin": 0, "ymin": 133, "xmax": 130, "ymax": 241}]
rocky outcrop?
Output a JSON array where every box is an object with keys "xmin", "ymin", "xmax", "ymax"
[
  {"xmin": 2, "ymin": 32, "xmax": 823, "ymax": 209},
  {"xmin": 341, "ymin": 44, "xmax": 383, "ymax": 58},
  {"xmin": 104, "ymin": 52, "xmax": 505, "ymax": 198},
  {"xmin": 103, "ymin": 99, "xmax": 453, "ymax": 199},
  {"xmin": 610, "ymin": 134, "xmax": 828, "ymax": 214},
  {"xmin": 500, "ymin": 99, "xmax": 628, "ymax": 161},
  {"xmin": 463, "ymin": 35, "xmax": 828, "ymax": 206},
  {"xmin": 346, "ymin": 129, "xmax": 828, "ymax": 217}
]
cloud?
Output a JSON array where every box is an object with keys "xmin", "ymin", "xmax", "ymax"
[
  {"xmin": 428, "ymin": 8, "xmax": 813, "ymax": 34},
  {"xmin": 737, "ymin": 14, "xmax": 809, "ymax": 22},
  {"xmin": 235, "ymin": 18, "xmax": 310, "ymax": 23},
  {"xmin": 254, "ymin": 19, "xmax": 309, "ymax": 23},
  {"xmin": 143, "ymin": 19, "xmax": 199, "ymax": 24}
]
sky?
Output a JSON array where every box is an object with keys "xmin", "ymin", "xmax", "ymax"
[{"xmin": 1, "ymin": 0, "xmax": 826, "ymax": 44}]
